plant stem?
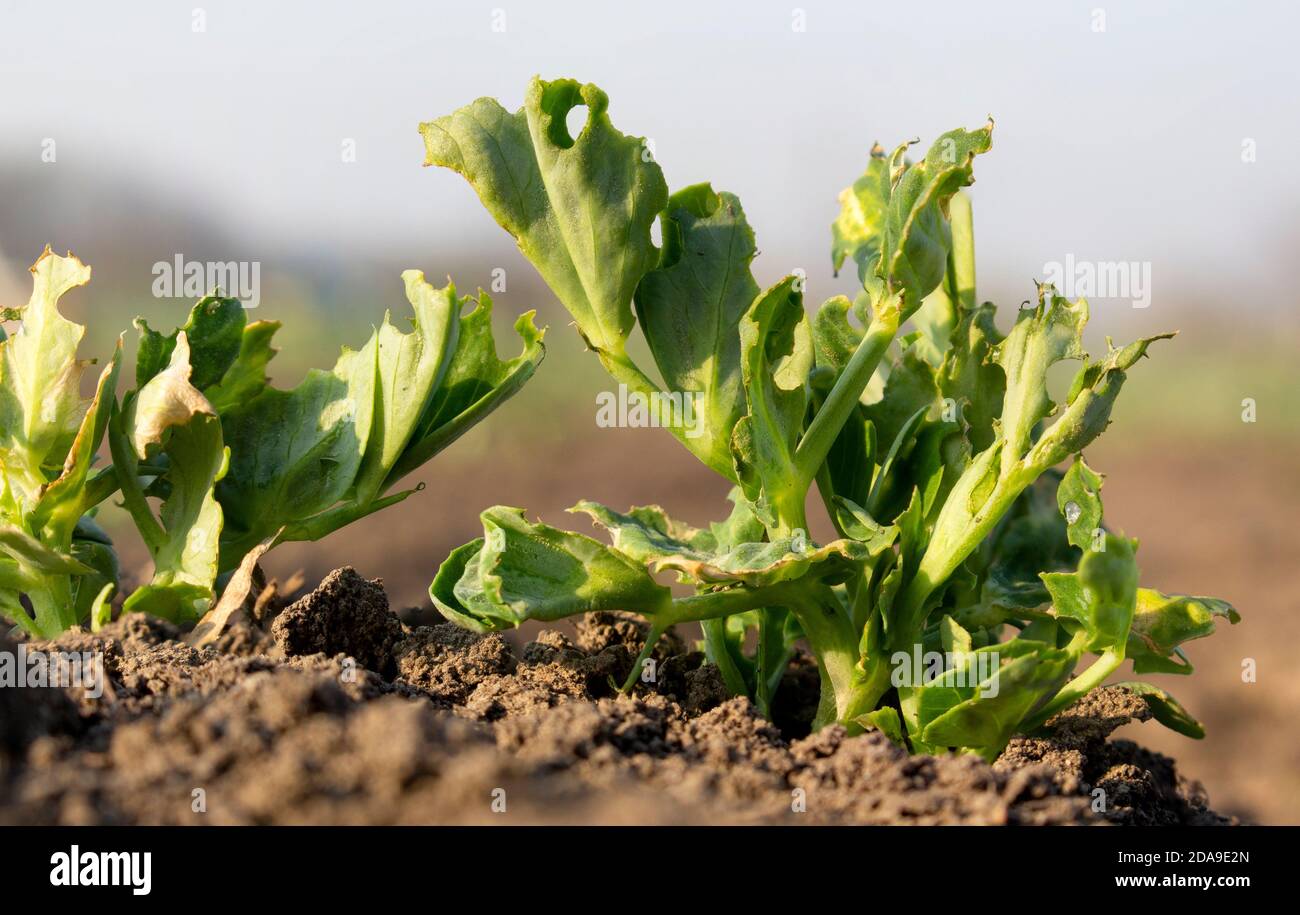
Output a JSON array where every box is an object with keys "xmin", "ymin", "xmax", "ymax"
[
  {"xmin": 700, "ymin": 617, "xmax": 749, "ymax": 696},
  {"xmin": 837, "ymin": 660, "xmax": 895, "ymax": 731},
  {"xmin": 948, "ymin": 191, "xmax": 977, "ymax": 310},
  {"xmin": 787, "ymin": 584, "xmax": 867, "ymax": 728},
  {"xmin": 620, "ymin": 622, "xmax": 665, "ymax": 692},
  {"xmin": 27, "ymin": 579, "xmax": 78, "ymax": 638},
  {"xmin": 894, "ymin": 455, "xmax": 1034, "ymax": 646},
  {"xmin": 793, "ymin": 305, "xmax": 900, "ymax": 490},
  {"xmin": 664, "ymin": 583, "xmax": 802, "ymax": 626},
  {"xmin": 1024, "ymin": 649, "xmax": 1124, "ymax": 732}
]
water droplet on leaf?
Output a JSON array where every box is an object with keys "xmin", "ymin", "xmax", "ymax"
[{"xmin": 1064, "ymin": 501, "xmax": 1082, "ymax": 524}]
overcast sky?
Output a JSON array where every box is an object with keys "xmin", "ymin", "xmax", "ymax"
[{"xmin": 2, "ymin": 0, "xmax": 1296, "ymax": 323}]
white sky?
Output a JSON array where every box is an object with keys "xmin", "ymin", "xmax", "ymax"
[{"xmin": 1, "ymin": 0, "xmax": 1296, "ymax": 321}]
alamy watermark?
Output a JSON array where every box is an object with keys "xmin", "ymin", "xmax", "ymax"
[
  {"xmin": 1041, "ymin": 254, "xmax": 1151, "ymax": 309},
  {"xmin": 890, "ymin": 645, "xmax": 1001, "ymax": 698},
  {"xmin": 595, "ymin": 384, "xmax": 705, "ymax": 438},
  {"xmin": 0, "ymin": 644, "xmax": 104, "ymax": 698},
  {"xmin": 152, "ymin": 255, "xmax": 261, "ymax": 309},
  {"xmin": 49, "ymin": 845, "xmax": 151, "ymax": 895}
]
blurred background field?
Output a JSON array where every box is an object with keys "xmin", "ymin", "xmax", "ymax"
[{"xmin": 2, "ymin": 0, "xmax": 1297, "ymax": 822}]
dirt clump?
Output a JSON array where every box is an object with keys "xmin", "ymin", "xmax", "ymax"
[
  {"xmin": 0, "ymin": 569, "xmax": 1236, "ymax": 826},
  {"xmin": 271, "ymin": 567, "xmax": 404, "ymax": 677},
  {"xmin": 394, "ymin": 624, "xmax": 517, "ymax": 705},
  {"xmin": 995, "ymin": 686, "xmax": 1230, "ymax": 825}
]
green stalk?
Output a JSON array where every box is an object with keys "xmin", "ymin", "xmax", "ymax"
[
  {"xmin": 794, "ymin": 584, "xmax": 875, "ymax": 729},
  {"xmin": 620, "ymin": 621, "xmax": 667, "ymax": 692},
  {"xmin": 26, "ymin": 578, "xmax": 78, "ymax": 639},
  {"xmin": 793, "ymin": 305, "xmax": 900, "ymax": 490},
  {"xmin": 701, "ymin": 617, "xmax": 750, "ymax": 696},
  {"xmin": 663, "ymin": 582, "xmax": 806, "ymax": 626},
  {"xmin": 661, "ymin": 575, "xmax": 865, "ymax": 727},
  {"xmin": 1023, "ymin": 648, "xmax": 1125, "ymax": 732},
  {"xmin": 894, "ymin": 455, "xmax": 1035, "ymax": 646},
  {"xmin": 948, "ymin": 191, "xmax": 977, "ymax": 310},
  {"xmin": 753, "ymin": 499, "xmax": 814, "ymax": 715}
]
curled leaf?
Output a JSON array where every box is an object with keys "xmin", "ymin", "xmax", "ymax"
[
  {"xmin": 422, "ymin": 76, "xmax": 666, "ymax": 359},
  {"xmin": 571, "ymin": 499, "xmax": 870, "ymax": 588},
  {"xmin": 1114, "ymin": 681, "xmax": 1205, "ymax": 739},
  {"xmin": 1126, "ymin": 589, "xmax": 1240, "ymax": 674},
  {"xmin": 634, "ymin": 184, "xmax": 758, "ymax": 479},
  {"xmin": 113, "ymin": 334, "xmax": 227, "ymax": 624},
  {"xmin": 430, "ymin": 506, "xmax": 672, "ymax": 633},
  {"xmin": 730, "ymin": 277, "xmax": 812, "ymax": 526}
]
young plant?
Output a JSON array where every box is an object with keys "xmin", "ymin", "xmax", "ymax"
[
  {"xmin": 424, "ymin": 77, "xmax": 1238, "ymax": 757},
  {"xmin": 0, "ymin": 249, "xmax": 121, "ymax": 637},
  {"xmin": 110, "ymin": 272, "xmax": 545, "ymax": 625},
  {"xmin": 1, "ymin": 251, "xmax": 544, "ymax": 636}
]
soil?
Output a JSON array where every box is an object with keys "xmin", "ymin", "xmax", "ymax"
[{"xmin": 0, "ymin": 567, "xmax": 1234, "ymax": 826}]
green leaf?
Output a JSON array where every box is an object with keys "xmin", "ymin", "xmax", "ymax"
[
  {"xmin": 0, "ymin": 248, "xmax": 94, "ymax": 505},
  {"xmin": 204, "ymin": 319, "xmax": 279, "ymax": 414},
  {"xmin": 1041, "ymin": 534, "xmax": 1139, "ymax": 654},
  {"xmin": 855, "ymin": 705, "xmax": 906, "ymax": 747},
  {"xmin": 209, "ymin": 270, "xmax": 540, "ymax": 566},
  {"xmin": 1057, "ymin": 456, "xmax": 1104, "ymax": 550},
  {"xmin": 134, "ymin": 295, "xmax": 244, "ymax": 390},
  {"xmin": 1127, "ymin": 589, "xmax": 1240, "ymax": 674},
  {"xmin": 708, "ymin": 487, "xmax": 766, "ymax": 551},
  {"xmin": 831, "ymin": 145, "xmax": 890, "ymax": 299},
  {"xmin": 388, "ymin": 290, "xmax": 545, "ymax": 485},
  {"xmin": 113, "ymin": 333, "xmax": 228, "ymax": 623},
  {"xmin": 919, "ymin": 639, "xmax": 1074, "ymax": 756},
  {"xmin": 939, "ymin": 613, "xmax": 973, "ymax": 656},
  {"xmin": 87, "ymin": 581, "xmax": 114, "ymax": 633},
  {"xmin": 216, "ymin": 328, "xmax": 377, "ymax": 560},
  {"xmin": 730, "ymin": 277, "xmax": 812, "ymax": 527},
  {"xmin": 831, "ymin": 497, "xmax": 899, "ymax": 555},
  {"xmin": 430, "ymin": 506, "xmax": 672, "ymax": 633},
  {"xmin": 421, "ymin": 77, "xmax": 667, "ymax": 359},
  {"xmin": 1027, "ymin": 330, "xmax": 1175, "ymax": 472},
  {"xmin": 570, "ymin": 499, "xmax": 869, "ymax": 588},
  {"xmin": 655, "ymin": 538, "xmax": 870, "ymax": 589},
  {"xmin": 568, "ymin": 500, "xmax": 715, "ymax": 566},
  {"xmin": 0, "ymin": 525, "xmax": 93, "ymax": 575},
  {"xmin": 31, "ymin": 338, "xmax": 123, "ymax": 543},
  {"xmin": 878, "ymin": 123, "xmax": 994, "ymax": 317},
  {"xmin": 811, "ymin": 296, "xmax": 865, "ymax": 377},
  {"xmin": 994, "ymin": 287, "xmax": 1088, "ymax": 474},
  {"xmin": 633, "ymin": 184, "xmax": 758, "ymax": 480},
  {"xmin": 909, "ymin": 282, "xmax": 958, "ymax": 368},
  {"xmin": 1114, "ymin": 681, "xmax": 1205, "ymax": 739},
  {"xmin": 810, "ymin": 297, "xmax": 878, "ymax": 509},
  {"xmin": 938, "ymin": 301, "xmax": 1003, "ymax": 454},
  {"xmin": 71, "ymin": 533, "xmax": 118, "ymax": 627},
  {"xmin": 351, "ymin": 271, "xmax": 461, "ymax": 505}
]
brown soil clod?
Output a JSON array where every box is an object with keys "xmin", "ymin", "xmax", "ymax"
[
  {"xmin": 271, "ymin": 567, "xmax": 404, "ymax": 677},
  {"xmin": 995, "ymin": 686, "xmax": 1230, "ymax": 825},
  {"xmin": 0, "ymin": 568, "xmax": 1236, "ymax": 825}
]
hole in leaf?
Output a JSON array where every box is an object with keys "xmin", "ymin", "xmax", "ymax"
[
  {"xmin": 563, "ymin": 104, "xmax": 588, "ymax": 147},
  {"xmin": 540, "ymin": 81, "xmax": 589, "ymax": 149}
]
